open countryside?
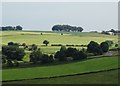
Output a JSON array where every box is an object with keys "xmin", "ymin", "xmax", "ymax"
[{"xmin": 1, "ymin": 30, "xmax": 119, "ymax": 84}]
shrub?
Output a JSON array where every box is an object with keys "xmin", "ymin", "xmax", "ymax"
[
  {"xmin": 41, "ymin": 54, "xmax": 54, "ymax": 63},
  {"xmin": 87, "ymin": 41, "xmax": 103, "ymax": 55},
  {"xmin": 100, "ymin": 42, "xmax": 109, "ymax": 53}
]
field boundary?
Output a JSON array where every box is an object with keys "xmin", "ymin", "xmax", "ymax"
[{"xmin": 2, "ymin": 68, "xmax": 119, "ymax": 82}]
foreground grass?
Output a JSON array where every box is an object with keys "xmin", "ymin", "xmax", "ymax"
[
  {"xmin": 2, "ymin": 56, "xmax": 118, "ymax": 81},
  {"xmin": 3, "ymin": 69, "xmax": 119, "ymax": 84}
]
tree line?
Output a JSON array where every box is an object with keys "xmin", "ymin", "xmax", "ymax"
[
  {"xmin": 0, "ymin": 25, "xmax": 23, "ymax": 31},
  {"xmin": 2, "ymin": 40, "xmax": 114, "ymax": 67},
  {"xmin": 52, "ymin": 25, "xmax": 83, "ymax": 32},
  {"xmin": 101, "ymin": 29, "xmax": 120, "ymax": 35}
]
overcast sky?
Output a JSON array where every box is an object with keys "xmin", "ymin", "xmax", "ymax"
[{"xmin": 2, "ymin": 2, "xmax": 118, "ymax": 32}]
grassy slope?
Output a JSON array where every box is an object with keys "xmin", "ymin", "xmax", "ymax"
[
  {"xmin": 3, "ymin": 69, "xmax": 119, "ymax": 84},
  {"xmin": 2, "ymin": 31, "xmax": 117, "ymax": 45},
  {"xmin": 2, "ymin": 56, "xmax": 118, "ymax": 81},
  {"xmin": 1, "ymin": 31, "xmax": 118, "ymax": 56}
]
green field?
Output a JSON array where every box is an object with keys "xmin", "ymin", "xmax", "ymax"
[
  {"xmin": 3, "ymin": 69, "xmax": 119, "ymax": 84},
  {"xmin": 1, "ymin": 31, "xmax": 119, "ymax": 84},
  {"xmin": 1, "ymin": 31, "xmax": 118, "ymax": 55},
  {"xmin": 2, "ymin": 31, "xmax": 117, "ymax": 45},
  {"xmin": 2, "ymin": 56, "xmax": 119, "ymax": 81}
]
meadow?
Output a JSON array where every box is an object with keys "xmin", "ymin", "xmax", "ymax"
[
  {"xmin": 1, "ymin": 31, "xmax": 118, "ymax": 55},
  {"xmin": 1, "ymin": 31, "xmax": 119, "ymax": 84},
  {"xmin": 3, "ymin": 69, "xmax": 119, "ymax": 84},
  {"xmin": 2, "ymin": 56, "xmax": 119, "ymax": 81}
]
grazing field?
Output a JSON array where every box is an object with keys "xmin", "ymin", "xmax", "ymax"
[
  {"xmin": 1, "ymin": 31, "xmax": 118, "ymax": 55},
  {"xmin": 2, "ymin": 56, "xmax": 119, "ymax": 81},
  {"xmin": 3, "ymin": 69, "xmax": 119, "ymax": 84}
]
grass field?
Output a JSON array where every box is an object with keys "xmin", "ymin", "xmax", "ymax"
[
  {"xmin": 2, "ymin": 56, "xmax": 119, "ymax": 81},
  {"xmin": 3, "ymin": 69, "xmax": 119, "ymax": 84},
  {"xmin": 1, "ymin": 31, "xmax": 118, "ymax": 55},
  {"xmin": 2, "ymin": 31, "xmax": 117, "ymax": 45},
  {"xmin": 1, "ymin": 31, "xmax": 119, "ymax": 84}
]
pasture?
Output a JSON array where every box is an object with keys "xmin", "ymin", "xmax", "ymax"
[
  {"xmin": 3, "ymin": 69, "xmax": 119, "ymax": 84},
  {"xmin": 2, "ymin": 56, "xmax": 119, "ymax": 81},
  {"xmin": 1, "ymin": 31, "xmax": 118, "ymax": 55},
  {"xmin": 1, "ymin": 31, "xmax": 119, "ymax": 84}
]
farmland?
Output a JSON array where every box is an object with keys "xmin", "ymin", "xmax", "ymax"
[
  {"xmin": 1, "ymin": 31, "xmax": 119, "ymax": 84},
  {"xmin": 3, "ymin": 69, "xmax": 119, "ymax": 84},
  {"xmin": 1, "ymin": 31, "xmax": 118, "ymax": 55},
  {"xmin": 2, "ymin": 56, "xmax": 119, "ymax": 81}
]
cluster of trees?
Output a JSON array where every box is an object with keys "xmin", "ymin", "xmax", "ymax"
[
  {"xmin": 2, "ymin": 44, "xmax": 25, "ymax": 67},
  {"xmin": 29, "ymin": 48, "xmax": 54, "ymax": 64},
  {"xmin": 101, "ymin": 29, "xmax": 120, "ymax": 35},
  {"xmin": 2, "ymin": 39, "xmax": 112, "ymax": 67},
  {"xmin": 52, "ymin": 25, "xmax": 83, "ymax": 32},
  {"xmin": 87, "ymin": 41, "xmax": 110, "ymax": 55},
  {"xmin": 55, "ymin": 46, "xmax": 87, "ymax": 61},
  {"xmin": 0, "ymin": 25, "xmax": 23, "ymax": 31}
]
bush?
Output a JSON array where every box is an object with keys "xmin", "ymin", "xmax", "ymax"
[
  {"xmin": 87, "ymin": 41, "xmax": 103, "ymax": 55},
  {"xmin": 29, "ymin": 49, "xmax": 42, "ymax": 64},
  {"xmin": 41, "ymin": 54, "xmax": 54, "ymax": 63},
  {"xmin": 43, "ymin": 40, "xmax": 49, "ymax": 46},
  {"xmin": 105, "ymin": 40, "xmax": 114, "ymax": 47},
  {"xmin": 100, "ymin": 42, "xmax": 109, "ymax": 53},
  {"xmin": 72, "ymin": 51, "xmax": 87, "ymax": 60}
]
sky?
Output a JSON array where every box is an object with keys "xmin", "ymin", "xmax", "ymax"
[{"xmin": 2, "ymin": 2, "xmax": 118, "ymax": 32}]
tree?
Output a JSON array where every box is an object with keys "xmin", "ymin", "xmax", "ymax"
[
  {"xmin": 43, "ymin": 40, "xmax": 49, "ymax": 46},
  {"xmin": 60, "ymin": 46, "xmax": 66, "ymax": 52},
  {"xmin": 54, "ymin": 51, "xmax": 67, "ymax": 61},
  {"xmin": 16, "ymin": 25, "xmax": 23, "ymax": 30},
  {"xmin": 72, "ymin": 51, "xmax": 87, "ymax": 60},
  {"xmin": 8, "ymin": 42, "xmax": 14, "ymax": 46},
  {"xmin": 65, "ymin": 47, "xmax": 77, "ymax": 57},
  {"xmin": 41, "ymin": 54, "xmax": 54, "ymax": 63},
  {"xmin": 29, "ymin": 49, "xmax": 42, "ymax": 64},
  {"xmin": 52, "ymin": 24, "xmax": 83, "ymax": 32},
  {"xmin": 105, "ymin": 40, "xmax": 114, "ymax": 47},
  {"xmin": 87, "ymin": 41, "xmax": 103, "ymax": 55},
  {"xmin": 31, "ymin": 44, "xmax": 38, "ymax": 51},
  {"xmin": 2, "ymin": 45, "xmax": 25, "ymax": 61},
  {"xmin": 2, "ymin": 54, "xmax": 7, "ymax": 64},
  {"xmin": 100, "ymin": 42, "xmax": 109, "ymax": 53}
]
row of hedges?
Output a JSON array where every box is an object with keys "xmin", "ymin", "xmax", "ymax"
[{"xmin": 51, "ymin": 44, "xmax": 87, "ymax": 47}]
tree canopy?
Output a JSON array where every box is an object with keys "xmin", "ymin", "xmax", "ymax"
[
  {"xmin": 52, "ymin": 25, "xmax": 83, "ymax": 32},
  {"xmin": 1, "ymin": 25, "xmax": 23, "ymax": 31}
]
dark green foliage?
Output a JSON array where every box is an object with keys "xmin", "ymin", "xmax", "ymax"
[
  {"xmin": 60, "ymin": 46, "xmax": 66, "ymax": 52},
  {"xmin": 1, "ymin": 25, "xmax": 23, "ymax": 31},
  {"xmin": 8, "ymin": 42, "xmax": 14, "ymax": 46},
  {"xmin": 105, "ymin": 40, "xmax": 114, "ymax": 47},
  {"xmin": 115, "ymin": 44, "xmax": 118, "ymax": 47},
  {"xmin": 8, "ymin": 42, "xmax": 19, "ymax": 47},
  {"xmin": 87, "ymin": 41, "xmax": 103, "ymax": 55},
  {"xmin": 2, "ymin": 54, "xmax": 7, "ymax": 64},
  {"xmin": 31, "ymin": 44, "xmax": 38, "ymax": 51},
  {"xmin": 54, "ymin": 51, "xmax": 67, "ymax": 61},
  {"xmin": 29, "ymin": 49, "xmax": 42, "ymax": 64},
  {"xmin": 43, "ymin": 40, "xmax": 49, "ymax": 46},
  {"xmin": 73, "ymin": 51, "xmax": 87, "ymax": 60},
  {"xmin": 16, "ymin": 25, "xmax": 23, "ymax": 30},
  {"xmin": 2, "ymin": 45, "xmax": 25, "ymax": 61},
  {"xmin": 22, "ymin": 43, "xmax": 26, "ymax": 46},
  {"xmin": 100, "ymin": 42, "xmax": 109, "ymax": 53},
  {"xmin": 65, "ymin": 47, "xmax": 77, "ymax": 57},
  {"xmin": 41, "ymin": 54, "xmax": 54, "ymax": 63},
  {"xmin": 52, "ymin": 24, "xmax": 83, "ymax": 32},
  {"xmin": 7, "ymin": 60, "xmax": 14, "ymax": 67}
]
